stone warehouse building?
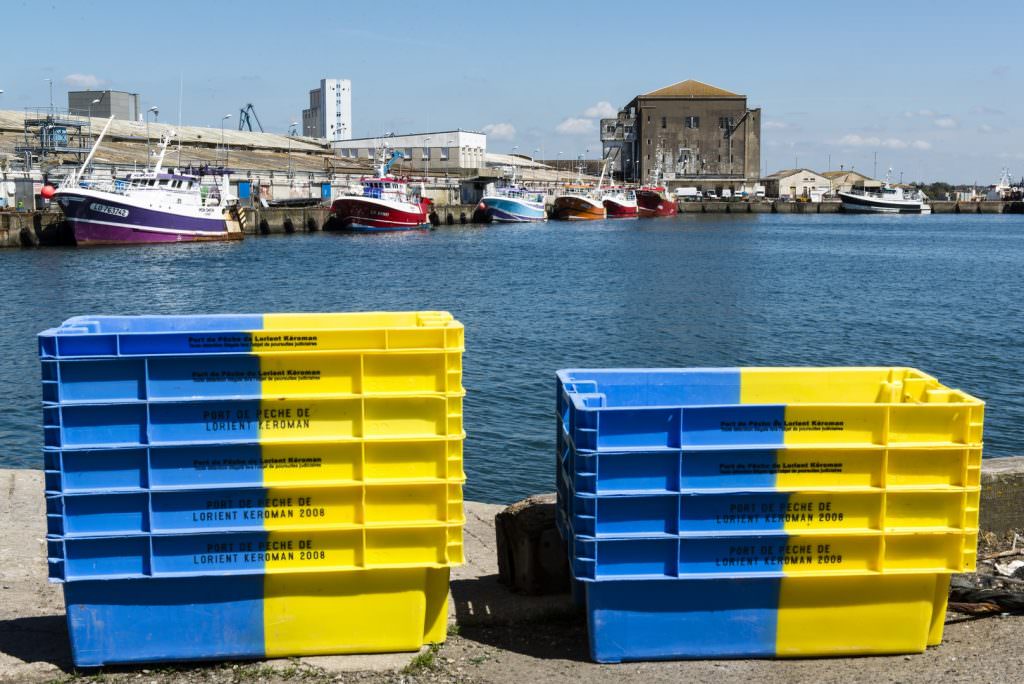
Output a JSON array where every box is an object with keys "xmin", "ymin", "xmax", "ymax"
[{"xmin": 601, "ymin": 79, "xmax": 761, "ymax": 192}]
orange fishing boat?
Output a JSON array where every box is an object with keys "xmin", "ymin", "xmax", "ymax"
[
  {"xmin": 551, "ymin": 186, "xmax": 606, "ymax": 220},
  {"xmin": 551, "ymin": 158, "xmax": 609, "ymax": 220}
]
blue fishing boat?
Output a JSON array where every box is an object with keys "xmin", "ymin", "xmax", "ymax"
[{"xmin": 479, "ymin": 185, "xmax": 547, "ymax": 222}]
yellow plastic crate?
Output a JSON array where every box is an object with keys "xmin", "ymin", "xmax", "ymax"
[{"xmin": 64, "ymin": 567, "xmax": 452, "ymax": 665}]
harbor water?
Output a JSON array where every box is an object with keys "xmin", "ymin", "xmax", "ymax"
[{"xmin": 3, "ymin": 213, "xmax": 1022, "ymax": 504}]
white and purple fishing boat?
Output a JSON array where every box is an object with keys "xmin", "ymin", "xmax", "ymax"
[{"xmin": 54, "ymin": 117, "xmax": 243, "ymax": 246}]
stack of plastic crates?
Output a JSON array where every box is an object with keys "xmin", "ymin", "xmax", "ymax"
[
  {"xmin": 556, "ymin": 367, "xmax": 983, "ymax": 663},
  {"xmin": 40, "ymin": 312, "xmax": 465, "ymax": 667}
]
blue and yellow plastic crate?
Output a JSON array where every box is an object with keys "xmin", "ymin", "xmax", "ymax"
[
  {"xmin": 556, "ymin": 367, "xmax": 983, "ymax": 662},
  {"xmin": 39, "ymin": 312, "xmax": 465, "ymax": 666}
]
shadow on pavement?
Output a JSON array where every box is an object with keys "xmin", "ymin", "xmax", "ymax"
[{"xmin": 0, "ymin": 614, "xmax": 73, "ymax": 673}]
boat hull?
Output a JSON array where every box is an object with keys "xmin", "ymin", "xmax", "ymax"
[
  {"xmin": 55, "ymin": 191, "xmax": 237, "ymax": 246},
  {"xmin": 329, "ymin": 196, "xmax": 430, "ymax": 232},
  {"xmin": 636, "ymin": 190, "xmax": 677, "ymax": 217},
  {"xmin": 480, "ymin": 196, "xmax": 546, "ymax": 223},
  {"xmin": 602, "ymin": 197, "xmax": 638, "ymax": 218},
  {"xmin": 551, "ymin": 196, "xmax": 606, "ymax": 221},
  {"xmin": 838, "ymin": 192, "xmax": 929, "ymax": 214}
]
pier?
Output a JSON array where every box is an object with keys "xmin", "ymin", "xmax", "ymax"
[{"xmin": 5, "ymin": 199, "xmax": 1023, "ymax": 249}]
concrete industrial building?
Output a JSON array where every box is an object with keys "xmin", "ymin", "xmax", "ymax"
[
  {"xmin": 601, "ymin": 79, "xmax": 761, "ymax": 194},
  {"xmin": 67, "ymin": 90, "xmax": 140, "ymax": 121},
  {"xmin": 764, "ymin": 168, "xmax": 833, "ymax": 200},
  {"xmin": 332, "ymin": 130, "xmax": 487, "ymax": 171},
  {"xmin": 301, "ymin": 78, "xmax": 352, "ymax": 142}
]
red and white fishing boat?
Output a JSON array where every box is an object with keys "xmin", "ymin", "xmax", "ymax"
[
  {"xmin": 602, "ymin": 187, "xmax": 638, "ymax": 218},
  {"xmin": 328, "ymin": 150, "xmax": 431, "ymax": 232},
  {"xmin": 636, "ymin": 154, "xmax": 678, "ymax": 217},
  {"xmin": 636, "ymin": 186, "xmax": 677, "ymax": 217}
]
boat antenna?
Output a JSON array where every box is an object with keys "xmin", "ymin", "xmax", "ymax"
[
  {"xmin": 73, "ymin": 116, "xmax": 114, "ymax": 184},
  {"xmin": 176, "ymin": 73, "xmax": 183, "ymax": 167}
]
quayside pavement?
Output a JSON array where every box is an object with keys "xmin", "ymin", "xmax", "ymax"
[{"xmin": 1, "ymin": 467, "xmax": 1022, "ymax": 683}]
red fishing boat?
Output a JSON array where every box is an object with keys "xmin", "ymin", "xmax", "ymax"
[
  {"xmin": 328, "ymin": 150, "xmax": 431, "ymax": 231},
  {"xmin": 602, "ymin": 187, "xmax": 638, "ymax": 218},
  {"xmin": 636, "ymin": 186, "xmax": 678, "ymax": 217}
]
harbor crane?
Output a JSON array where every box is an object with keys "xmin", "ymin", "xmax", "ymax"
[{"xmin": 237, "ymin": 104, "xmax": 264, "ymax": 133}]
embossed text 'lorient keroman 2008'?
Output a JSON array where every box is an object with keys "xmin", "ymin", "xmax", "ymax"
[
  {"xmin": 556, "ymin": 367, "xmax": 983, "ymax": 662},
  {"xmin": 39, "ymin": 312, "xmax": 465, "ymax": 666}
]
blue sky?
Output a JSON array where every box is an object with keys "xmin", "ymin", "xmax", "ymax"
[{"xmin": 2, "ymin": 0, "xmax": 1021, "ymax": 183}]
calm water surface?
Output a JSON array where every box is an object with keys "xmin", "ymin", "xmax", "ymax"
[{"xmin": 2, "ymin": 213, "xmax": 1021, "ymax": 503}]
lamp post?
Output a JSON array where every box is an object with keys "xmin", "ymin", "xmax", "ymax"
[
  {"xmin": 221, "ymin": 114, "xmax": 232, "ymax": 167},
  {"xmin": 145, "ymin": 106, "xmax": 159, "ymax": 164},
  {"xmin": 87, "ymin": 98, "xmax": 100, "ymax": 120},
  {"xmin": 423, "ymin": 137, "xmax": 431, "ymax": 180},
  {"xmin": 287, "ymin": 121, "xmax": 298, "ymax": 177},
  {"xmin": 44, "ymin": 78, "xmax": 52, "ymax": 111},
  {"xmin": 557, "ymin": 151, "xmax": 563, "ymax": 179},
  {"xmin": 446, "ymin": 138, "xmax": 454, "ymax": 202}
]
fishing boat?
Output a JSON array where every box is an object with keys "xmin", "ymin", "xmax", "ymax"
[
  {"xmin": 635, "ymin": 156, "xmax": 677, "ymax": 217},
  {"xmin": 479, "ymin": 165, "xmax": 546, "ymax": 222},
  {"xmin": 838, "ymin": 170, "xmax": 931, "ymax": 214},
  {"xmin": 601, "ymin": 187, "xmax": 638, "ymax": 218},
  {"xmin": 635, "ymin": 186, "xmax": 678, "ymax": 217},
  {"xmin": 328, "ymin": 149, "xmax": 431, "ymax": 231},
  {"xmin": 551, "ymin": 159, "xmax": 607, "ymax": 220},
  {"xmin": 53, "ymin": 118, "xmax": 243, "ymax": 246}
]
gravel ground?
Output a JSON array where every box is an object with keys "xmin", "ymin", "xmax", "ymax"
[{"xmin": 2, "ymin": 467, "xmax": 1021, "ymax": 684}]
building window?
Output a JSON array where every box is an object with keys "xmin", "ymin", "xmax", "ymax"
[
  {"xmin": 660, "ymin": 116, "xmax": 666, "ymax": 129},
  {"xmin": 422, "ymin": 147, "xmax": 430, "ymax": 160},
  {"xmin": 646, "ymin": 114, "xmax": 650, "ymax": 123},
  {"xmin": 719, "ymin": 117, "xmax": 735, "ymax": 131},
  {"xmin": 647, "ymin": 139, "xmax": 651, "ymax": 146},
  {"xmin": 685, "ymin": 116, "xmax": 699, "ymax": 129},
  {"xmin": 440, "ymin": 147, "xmax": 449, "ymax": 160}
]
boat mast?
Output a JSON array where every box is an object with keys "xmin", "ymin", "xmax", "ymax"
[
  {"xmin": 153, "ymin": 132, "xmax": 175, "ymax": 175},
  {"xmin": 73, "ymin": 116, "xmax": 115, "ymax": 184}
]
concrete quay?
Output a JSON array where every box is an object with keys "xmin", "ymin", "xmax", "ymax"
[
  {"xmin": 681, "ymin": 199, "xmax": 1024, "ymax": 214},
  {"xmin": 1, "ymin": 458, "xmax": 1022, "ymax": 682}
]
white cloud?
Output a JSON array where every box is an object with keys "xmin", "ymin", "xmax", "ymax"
[
  {"xmin": 978, "ymin": 124, "xmax": 994, "ymax": 134},
  {"xmin": 971, "ymin": 105, "xmax": 1005, "ymax": 116},
  {"xmin": 837, "ymin": 134, "xmax": 902, "ymax": 149},
  {"xmin": 763, "ymin": 121, "xmax": 789, "ymax": 130},
  {"xmin": 836, "ymin": 134, "xmax": 931, "ymax": 151},
  {"xmin": 64, "ymin": 73, "xmax": 103, "ymax": 89},
  {"xmin": 903, "ymin": 109, "xmax": 936, "ymax": 118},
  {"xmin": 482, "ymin": 123, "xmax": 516, "ymax": 141},
  {"xmin": 582, "ymin": 101, "xmax": 617, "ymax": 118},
  {"xmin": 556, "ymin": 117, "xmax": 597, "ymax": 135},
  {"xmin": 933, "ymin": 117, "xmax": 957, "ymax": 129}
]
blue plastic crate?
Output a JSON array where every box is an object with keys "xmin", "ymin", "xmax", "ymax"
[
  {"xmin": 556, "ymin": 368, "xmax": 984, "ymax": 451},
  {"xmin": 60, "ymin": 568, "xmax": 451, "ymax": 666},
  {"xmin": 39, "ymin": 315, "xmax": 265, "ymax": 358},
  {"xmin": 47, "ymin": 523, "xmax": 462, "ymax": 582},
  {"xmin": 578, "ymin": 573, "xmax": 953, "ymax": 661}
]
